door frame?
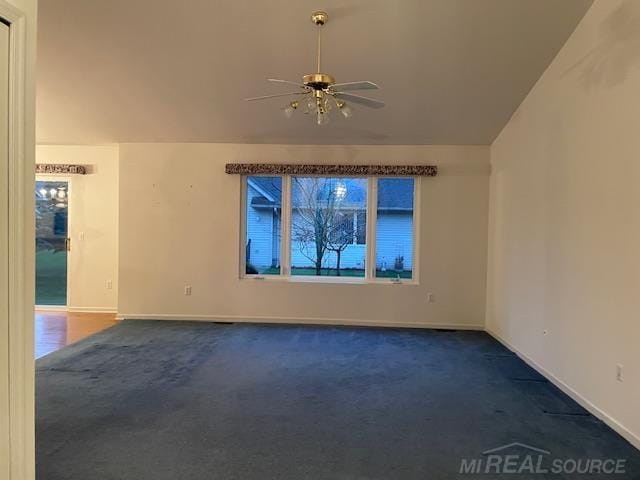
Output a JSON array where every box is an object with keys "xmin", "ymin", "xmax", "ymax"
[
  {"xmin": 35, "ymin": 175, "xmax": 73, "ymax": 309},
  {"xmin": 0, "ymin": 1, "xmax": 33, "ymax": 479}
]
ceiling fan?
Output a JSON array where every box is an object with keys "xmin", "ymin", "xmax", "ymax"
[{"xmin": 245, "ymin": 11, "xmax": 385, "ymax": 125}]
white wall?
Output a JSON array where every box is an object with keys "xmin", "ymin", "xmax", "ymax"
[
  {"xmin": 118, "ymin": 143, "xmax": 489, "ymax": 329},
  {"xmin": 487, "ymin": 0, "xmax": 640, "ymax": 448},
  {"xmin": 36, "ymin": 145, "xmax": 119, "ymax": 312}
]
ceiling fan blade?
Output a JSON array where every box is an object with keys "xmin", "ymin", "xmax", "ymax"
[
  {"xmin": 245, "ymin": 92, "xmax": 308, "ymax": 102},
  {"xmin": 333, "ymin": 92, "xmax": 385, "ymax": 109},
  {"xmin": 331, "ymin": 81, "xmax": 379, "ymax": 91},
  {"xmin": 267, "ymin": 78, "xmax": 308, "ymax": 88}
]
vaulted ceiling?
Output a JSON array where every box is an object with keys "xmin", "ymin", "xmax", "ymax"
[{"xmin": 37, "ymin": 0, "xmax": 593, "ymax": 145}]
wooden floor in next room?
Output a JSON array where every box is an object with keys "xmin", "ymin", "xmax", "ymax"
[{"xmin": 35, "ymin": 310, "xmax": 118, "ymax": 359}]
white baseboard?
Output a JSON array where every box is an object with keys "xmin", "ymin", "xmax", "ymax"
[
  {"xmin": 487, "ymin": 328, "xmax": 640, "ymax": 451},
  {"xmin": 35, "ymin": 305, "xmax": 67, "ymax": 312},
  {"xmin": 67, "ymin": 306, "xmax": 117, "ymax": 314},
  {"xmin": 116, "ymin": 313, "xmax": 484, "ymax": 331}
]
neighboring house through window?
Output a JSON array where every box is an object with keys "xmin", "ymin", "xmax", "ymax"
[{"xmin": 243, "ymin": 175, "xmax": 416, "ymax": 281}]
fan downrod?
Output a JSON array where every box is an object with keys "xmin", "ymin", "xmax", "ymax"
[{"xmin": 306, "ymin": 11, "xmax": 333, "ymax": 88}]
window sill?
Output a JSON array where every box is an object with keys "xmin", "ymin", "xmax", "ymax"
[{"xmin": 242, "ymin": 275, "xmax": 418, "ymax": 286}]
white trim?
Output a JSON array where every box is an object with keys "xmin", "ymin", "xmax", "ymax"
[
  {"xmin": 366, "ymin": 177, "xmax": 377, "ymax": 279},
  {"xmin": 117, "ymin": 313, "xmax": 484, "ymax": 331},
  {"xmin": 34, "ymin": 305, "xmax": 66, "ymax": 312},
  {"xmin": 240, "ymin": 275, "xmax": 418, "ymax": 286},
  {"xmin": 411, "ymin": 177, "xmax": 421, "ymax": 284},
  {"xmin": 67, "ymin": 306, "xmax": 117, "ymax": 314},
  {"xmin": 35, "ymin": 305, "xmax": 117, "ymax": 314},
  {"xmin": 278, "ymin": 275, "xmax": 369, "ymax": 284},
  {"xmin": 487, "ymin": 328, "xmax": 640, "ymax": 451},
  {"xmin": 281, "ymin": 174, "xmax": 291, "ymax": 275},
  {"xmin": 0, "ymin": 2, "xmax": 33, "ymax": 478},
  {"xmin": 239, "ymin": 175, "xmax": 247, "ymax": 277}
]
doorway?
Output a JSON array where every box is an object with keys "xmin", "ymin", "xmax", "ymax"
[{"xmin": 35, "ymin": 179, "xmax": 70, "ymax": 307}]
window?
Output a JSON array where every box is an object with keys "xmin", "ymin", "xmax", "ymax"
[
  {"xmin": 375, "ymin": 178, "xmax": 414, "ymax": 279},
  {"xmin": 291, "ymin": 177, "xmax": 367, "ymax": 277},
  {"xmin": 244, "ymin": 176, "xmax": 282, "ymax": 275},
  {"xmin": 242, "ymin": 175, "xmax": 417, "ymax": 282}
]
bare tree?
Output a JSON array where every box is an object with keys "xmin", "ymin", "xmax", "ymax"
[
  {"xmin": 326, "ymin": 212, "xmax": 354, "ymax": 276},
  {"xmin": 291, "ymin": 178, "xmax": 347, "ymax": 275}
]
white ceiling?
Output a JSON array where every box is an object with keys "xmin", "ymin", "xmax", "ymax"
[{"xmin": 36, "ymin": 0, "xmax": 593, "ymax": 145}]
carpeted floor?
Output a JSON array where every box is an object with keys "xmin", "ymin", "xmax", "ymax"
[{"xmin": 37, "ymin": 321, "xmax": 640, "ymax": 479}]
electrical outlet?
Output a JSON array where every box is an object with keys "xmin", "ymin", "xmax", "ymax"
[
  {"xmin": 184, "ymin": 285, "xmax": 192, "ymax": 296},
  {"xmin": 426, "ymin": 292, "xmax": 434, "ymax": 303},
  {"xmin": 79, "ymin": 232, "xmax": 85, "ymax": 241},
  {"xmin": 106, "ymin": 280, "xmax": 113, "ymax": 290},
  {"xmin": 616, "ymin": 364, "xmax": 624, "ymax": 382}
]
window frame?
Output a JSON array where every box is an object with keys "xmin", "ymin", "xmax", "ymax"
[{"xmin": 240, "ymin": 174, "xmax": 419, "ymax": 285}]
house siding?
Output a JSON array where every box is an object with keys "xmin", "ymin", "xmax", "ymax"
[
  {"xmin": 246, "ymin": 185, "xmax": 276, "ymax": 270},
  {"xmin": 291, "ymin": 243, "xmax": 367, "ymax": 270},
  {"xmin": 376, "ymin": 212, "xmax": 413, "ymax": 271}
]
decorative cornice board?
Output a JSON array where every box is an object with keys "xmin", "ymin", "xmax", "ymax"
[
  {"xmin": 36, "ymin": 164, "xmax": 87, "ymax": 175},
  {"xmin": 225, "ymin": 163, "xmax": 437, "ymax": 176}
]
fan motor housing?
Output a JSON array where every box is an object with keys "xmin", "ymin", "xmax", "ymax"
[
  {"xmin": 311, "ymin": 11, "xmax": 328, "ymax": 25},
  {"xmin": 303, "ymin": 73, "xmax": 335, "ymax": 90}
]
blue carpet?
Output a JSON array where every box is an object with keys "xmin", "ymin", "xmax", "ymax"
[{"xmin": 36, "ymin": 321, "xmax": 640, "ymax": 479}]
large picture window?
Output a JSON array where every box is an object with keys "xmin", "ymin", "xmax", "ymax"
[{"xmin": 242, "ymin": 175, "xmax": 417, "ymax": 282}]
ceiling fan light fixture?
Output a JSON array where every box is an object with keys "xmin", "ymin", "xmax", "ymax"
[
  {"xmin": 336, "ymin": 100, "xmax": 352, "ymax": 119},
  {"xmin": 245, "ymin": 10, "xmax": 384, "ymax": 125},
  {"xmin": 317, "ymin": 111, "xmax": 330, "ymax": 125},
  {"xmin": 283, "ymin": 100, "xmax": 298, "ymax": 118}
]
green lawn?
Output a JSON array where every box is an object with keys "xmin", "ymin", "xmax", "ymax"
[
  {"xmin": 290, "ymin": 267, "xmax": 365, "ymax": 277},
  {"xmin": 36, "ymin": 249, "xmax": 67, "ymax": 305},
  {"xmin": 257, "ymin": 266, "xmax": 412, "ymax": 279},
  {"xmin": 375, "ymin": 269, "xmax": 413, "ymax": 279}
]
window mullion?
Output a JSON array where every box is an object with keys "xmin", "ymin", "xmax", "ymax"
[
  {"xmin": 412, "ymin": 177, "xmax": 420, "ymax": 284},
  {"xmin": 281, "ymin": 175, "xmax": 292, "ymax": 277},
  {"xmin": 366, "ymin": 177, "xmax": 378, "ymax": 280},
  {"xmin": 240, "ymin": 175, "xmax": 247, "ymax": 277}
]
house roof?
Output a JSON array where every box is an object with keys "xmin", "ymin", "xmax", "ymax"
[
  {"xmin": 249, "ymin": 177, "xmax": 413, "ymax": 211},
  {"xmin": 248, "ymin": 177, "xmax": 282, "ymax": 206},
  {"xmin": 377, "ymin": 179, "xmax": 414, "ymax": 210}
]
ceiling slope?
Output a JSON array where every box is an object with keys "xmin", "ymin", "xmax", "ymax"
[{"xmin": 37, "ymin": 0, "xmax": 593, "ymax": 145}]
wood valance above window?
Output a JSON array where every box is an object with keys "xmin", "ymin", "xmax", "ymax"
[
  {"xmin": 36, "ymin": 164, "xmax": 88, "ymax": 175},
  {"xmin": 225, "ymin": 163, "xmax": 437, "ymax": 177}
]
